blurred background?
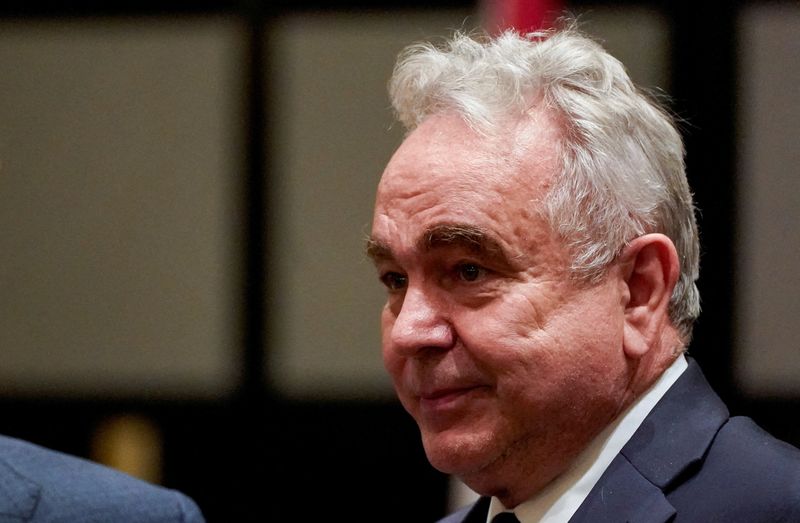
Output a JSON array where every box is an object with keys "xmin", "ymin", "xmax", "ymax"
[{"xmin": 0, "ymin": 0, "xmax": 797, "ymax": 521}]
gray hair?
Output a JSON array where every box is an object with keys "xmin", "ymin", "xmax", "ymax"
[{"xmin": 388, "ymin": 23, "xmax": 701, "ymax": 343}]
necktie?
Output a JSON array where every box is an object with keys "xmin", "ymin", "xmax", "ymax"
[{"xmin": 491, "ymin": 512, "xmax": 521, "ymax": 523}]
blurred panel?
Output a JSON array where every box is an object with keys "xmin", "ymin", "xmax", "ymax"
[
  {"xmin": 734, "ymin": 3, "xmax": 800, "ymax": 396},
  {"xmin": 266, "ymin": 10, "xmax": 473, "ymax": 399},
  {"xmin": 0, "ymin": 16, "xmax": 246, "ymax": 398}
]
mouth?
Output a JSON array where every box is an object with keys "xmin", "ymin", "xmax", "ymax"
[{"xmin": 418, "ymin": 385, "xmax": 489, "ymax": 414}]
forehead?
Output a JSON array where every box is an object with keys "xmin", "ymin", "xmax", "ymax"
[
  {"xmin": 376, "ymin": 114, "xmax": 556, "ymax": 213},
  {"xmin": 380, "ymin": 114, "xmax": 543, "ymax": 189},
  {"xmin": 371, "ymin": 111, "xmax": 560, "ymax": 253},
  {"xmin": 378, "ymin": 110, "xmax": 558, "ymax": 193}
]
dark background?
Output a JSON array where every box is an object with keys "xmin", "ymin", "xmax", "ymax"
[{"xmin": 1, "ymin": 1, "xmax": 797, "ymax": 522}]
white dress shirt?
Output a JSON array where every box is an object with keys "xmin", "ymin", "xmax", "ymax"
[{"xmin": 487, "ymin": 355, "xmax": 688, "ymax": 523}]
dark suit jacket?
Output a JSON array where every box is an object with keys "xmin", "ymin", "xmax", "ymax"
[
  {"xmin": 438, "ymin": 359, "xmax": 800, "ymax": 522},
  {"xmin": 0, "ymin": 434, "xmax": 205, "ymax": 522}
]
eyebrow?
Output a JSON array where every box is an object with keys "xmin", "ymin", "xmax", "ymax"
[
  {"xmin": 365, "ymin": 236, "xmax": 393, "ymax": 263},
  {"xmin": 365, "ymin": 223, "xmax": 509, "ymax": 264},
  {"xmin": 423, "ymin": 224, "xmax": 505, "ymax": 258}
]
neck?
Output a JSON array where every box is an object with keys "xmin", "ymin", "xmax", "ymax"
[{"xmin": 461, "ymin": 407, "xmax": 622, "ymax": 508}]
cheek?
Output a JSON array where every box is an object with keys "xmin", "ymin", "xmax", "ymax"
[
  {"xmin": 453, "ymin": 291, "xmax": 552, "ymax": 357},
  {"xmin": 520, "ymin": 297, "xmax": 628, "ymax": 400},
  {"xmin": 453, "ymin": 286, "xmax": 625, "ymax": 384}
]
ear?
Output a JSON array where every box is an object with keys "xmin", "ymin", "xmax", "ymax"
[{"xmin": 619, "ymin": 233, "xmax": 680, "ymax": 359}]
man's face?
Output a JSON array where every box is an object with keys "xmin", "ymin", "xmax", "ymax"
[{"xmin": 369, "ymin": 112, "xmax": 631, "ymax": 494}]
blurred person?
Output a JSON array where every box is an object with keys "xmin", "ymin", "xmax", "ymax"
[
  {"xmin": 0, "ymin": 432, "xmax": 204, "ymax": 521},
  {"xmin": 366, "ymin": 20, "xmax": 800, "ymax": 523}
]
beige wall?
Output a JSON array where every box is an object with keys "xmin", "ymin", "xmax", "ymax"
[{"xmin": 0, "ymin": 17, "xmax": 245, "ymax": 398}]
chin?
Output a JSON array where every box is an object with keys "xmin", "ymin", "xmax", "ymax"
[{"xmin": 421, "ymin": 427, "xmax": 497, "ymax": 476}]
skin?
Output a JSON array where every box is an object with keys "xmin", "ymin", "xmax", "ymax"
[{"xmin": 368, "ymin": 110, "xmax": 682, "ymax": 508}]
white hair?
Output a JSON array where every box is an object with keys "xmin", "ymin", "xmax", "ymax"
[{"xmin": 388, "ymin": 23, "xmax": 701, "ymax": 342}]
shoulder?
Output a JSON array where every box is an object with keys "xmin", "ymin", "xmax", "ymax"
[
  {"xmin": 707, "ymin": 415, "xmax": 800, "ymax": 479},
  {"xmin": 669, "ymin": 416, "xmax": 800, "ymax": 521},
  {"xmin": 0, "ymin": 434, "xmax": 205, "ymax": 523}
]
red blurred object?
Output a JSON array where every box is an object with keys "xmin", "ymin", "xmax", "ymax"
[{"xmin": 483, "ymin": 0, "xmax": 565, "ymax": 34}]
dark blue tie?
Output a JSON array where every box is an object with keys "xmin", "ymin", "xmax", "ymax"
[{"xmin": 491, "ymin": 512, "xmax": 521, "ymax": 523}]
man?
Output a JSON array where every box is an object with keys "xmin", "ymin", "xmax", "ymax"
[
  {"xmin": 0, "ymin": 433, "xmax": 204, "ymax": 521},
  {"xmin": 366, "ymin": 22, "xmax": 800, "ymax": 523}
]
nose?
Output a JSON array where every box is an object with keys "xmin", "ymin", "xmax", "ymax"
[{"xmin": 387, "ymin": 285, "xmax": 454, "ymax": 357}]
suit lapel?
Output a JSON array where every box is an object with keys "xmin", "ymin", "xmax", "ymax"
[
  {"xmin": 0, "ymin": 459, "xmax": 41, "ymax": 521},
  {"xmin": 569, "ymin": 455, "xmax": 675, "ymax": 523},
  {"xmin": 620, "ymin": 359, "xmax": 729, "ymax": 490}
]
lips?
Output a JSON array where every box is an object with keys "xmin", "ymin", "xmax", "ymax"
[
  {"xmin": 418, "ymin": 384, "xmax": 489, "ymax": 414},
  {"xmin": 421, "ymin": 386, "xmax": 475, "ymax": 401}
]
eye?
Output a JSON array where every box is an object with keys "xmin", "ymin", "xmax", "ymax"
[
  {"xmin": 380, "ymin": 271, "xmax": 408, "ymax": 291},
  {"xmin": 456, "ymin": 262, "xmax": 485, "ymax": 282}
]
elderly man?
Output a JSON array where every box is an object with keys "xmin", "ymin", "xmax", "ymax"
[{"xmin": 366, "ymin": 23, "xmax": 800, "ymax": 523}]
